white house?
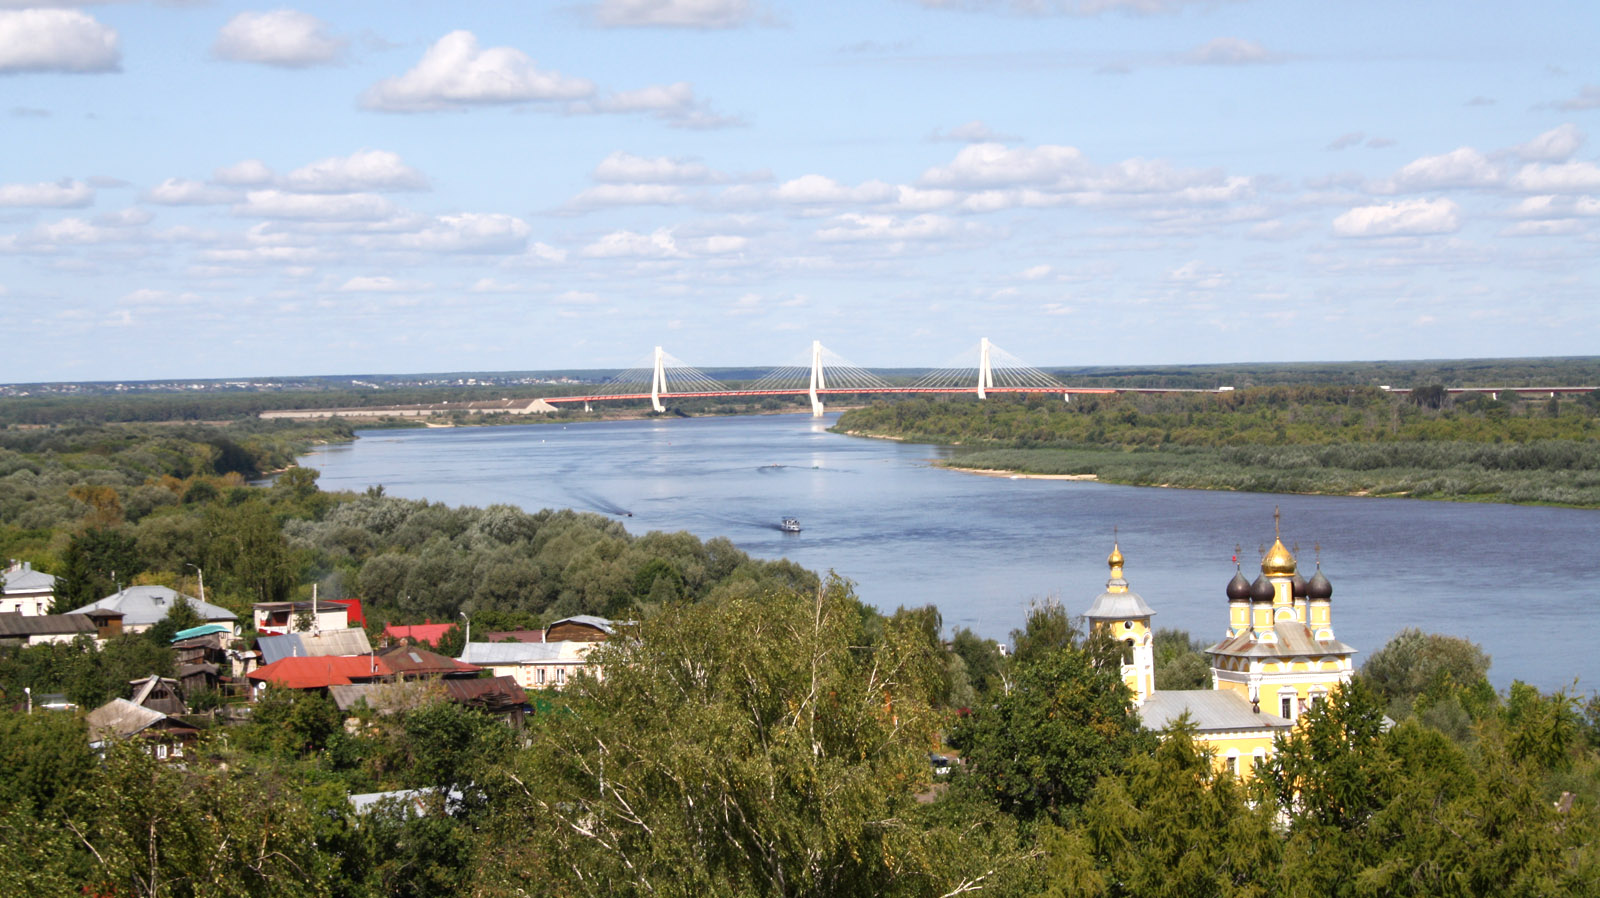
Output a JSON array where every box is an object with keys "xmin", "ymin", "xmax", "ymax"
[
  {"xmin": 458, "ymin": 641, "xmax": 598, "ymax": 690},
  {"xmin": 2, "ymin": 561, "xmax": 57, "ymax": 616},
  {"xmin": 67, "ymin": 586, "xmax": 239, "ymax": 636}
]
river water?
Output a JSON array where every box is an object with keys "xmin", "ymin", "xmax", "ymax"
[{"xmin": 300, "ymin": 413, "xmax": 1600, "ymax": 692}]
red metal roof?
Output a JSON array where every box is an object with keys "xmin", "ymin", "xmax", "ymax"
[
  {"xmin": 247, "ymin": 655, "xmax": 393, "ymax": 689},
  {"xmin": 331, "ymin": 598, "xmax": 366, "ymax": 627},
  {"xmin": 383, "ymin": 622, "xmax": 454, "ymax": 646}
]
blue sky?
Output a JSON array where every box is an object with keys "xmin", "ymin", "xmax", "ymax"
[{"xmin": 2, "ymin": 0, "xmax": 1597, "ymax": 381}]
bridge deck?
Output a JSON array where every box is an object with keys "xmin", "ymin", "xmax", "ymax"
[{"xmin": 543, "ymin": 386, "xmax": 1121, "ymax": 404}]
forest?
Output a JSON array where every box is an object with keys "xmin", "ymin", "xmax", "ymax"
[
  {"xmin": 835, "ymin": 387, "xmax": 1600, "ymax": 507},
  {"xmin": 0, "ymin": 416, "xmax": 1596, "ymax": 895}
]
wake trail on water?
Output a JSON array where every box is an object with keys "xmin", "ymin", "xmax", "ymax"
[{"xmin": 564, "ymin": 488, "xmax": 633, "ymax": 517}]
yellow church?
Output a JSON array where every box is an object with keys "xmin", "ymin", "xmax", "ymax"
[{"xmin": 1082, "ymin": 515, "xmax": 1357, "ymax": 778}]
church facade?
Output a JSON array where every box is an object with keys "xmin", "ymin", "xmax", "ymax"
[{"xmin": 1082, "ymin": 518, "xmax": 1357, "ymax": 779}]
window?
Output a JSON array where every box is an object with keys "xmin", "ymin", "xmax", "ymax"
[
  {"xmin": 1123, "ymin": 621, "xmax": 1133, "ymax": 630},
  {"xmin": 1281, "ymin": 696, "xmax": 1294, "ymax": 719},
  {"xmin": 537, "ymin": 668, "xmax": 545, "ymax": 685},
  {"xmin": 1123, "ymin": 639, "xmax": 1135, "ymax": 664},
  {"xmin": 1227, "ymin": 755, "xmax": 1238, "ymax": 776},
  {"xmin": 557, "ymin": 668, "xmax": 565, "ymax": 684}
]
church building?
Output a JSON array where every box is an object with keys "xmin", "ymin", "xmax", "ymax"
[{"xmin": 1082, "ymin": 516, "xmax": 1357, "ymax": 778}]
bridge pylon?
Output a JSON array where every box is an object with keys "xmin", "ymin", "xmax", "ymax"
[
  {"xmin": 977, "ymin": 337, "xmax": 992, "ymax": 399},
  {"xmin": 650, "ymin": 346, "xmax": 666, "ymax": 412},
  {"xmin": 809, "ymin": 340, "xmax": 827, "ymax": 417}
]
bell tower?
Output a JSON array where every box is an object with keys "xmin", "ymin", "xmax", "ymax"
[{"xmin": 1084, "ymin": 532, "xmax": 1156, "ymax": 703}]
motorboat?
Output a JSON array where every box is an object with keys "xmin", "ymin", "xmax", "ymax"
[{"xmin": 780, "ymin": 517, "xmax": 802, "ymax": 533}]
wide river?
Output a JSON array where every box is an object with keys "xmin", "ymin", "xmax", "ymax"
[{"xmin": 300, "ymin": 413, "xmax": 1600, "ymax": 692}]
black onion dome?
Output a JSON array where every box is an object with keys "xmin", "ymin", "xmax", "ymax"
[
  {"xmin": 1291, "ymin": 573, "xmax": 1308, "ymax": 599},
  {"xmin": 1227, "ymin": 571, "xmax": 1252, "ymax": 600},
  {"xmin": 1249, "ymin": 575, "xmax": 1274, "ymax": 602},
  {"xmin": 1306, "ymin": 569, "xmax": 1333, "ymax": 600}
]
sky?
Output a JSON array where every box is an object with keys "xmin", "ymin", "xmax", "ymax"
[{"xmin": 2, "ymin": 0, "xmax": 1598, "ymax": 382}]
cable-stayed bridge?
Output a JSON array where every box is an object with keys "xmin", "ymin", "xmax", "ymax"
[{"xmin": 545, "ymin": 338, "xmax": 1133, "ymax": 417}]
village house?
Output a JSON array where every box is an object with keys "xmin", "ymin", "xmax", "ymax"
[
  {"xmin": 67, "ymin": 586, "xmax": 239, "ymax": 636},
  {"xmin": 0, "ymin": 608, "xmax": 122, "ymax": 646},
  {"xmin": 252, "ymin": 597, "xmax": 364, "ymax": 635},
  {"xmin": 1, "ymin": 560, "xmax": 57, "ymax": 616},
  {"xmin": 457, "ymin": 615, "xmax": 617, "ymax": 690}
]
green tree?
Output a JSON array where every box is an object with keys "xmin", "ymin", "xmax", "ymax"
[
  {"xmin": 1073, "ymin": 719, "xmax": 1281, "ymax": 898},
  {"xmin": 1153, "ymin": 628, "xmax": 1211, "ymax": 691},
  {"xmin": 477, "ymin": 579, "xmax": 1001, "ymax": 897},
  {"xmin": 54, "ymin": 526, "xmax": 145, "ymax": 611},
  {"xmin": 1360, "ymin": 628, "xmax": 1492, "ymax": 720},
  {"xmin": 951, "ymin": 642, "xmax": 1152, "ymax": 823}
]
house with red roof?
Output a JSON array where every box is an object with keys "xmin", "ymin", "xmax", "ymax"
[{"xmin": 383, "ymin": 620, "xmax": 456, "ymax": 647}]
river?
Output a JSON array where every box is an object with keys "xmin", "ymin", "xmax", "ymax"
[{"xmin": 299, "ymin": 412, "xmax": 1600, "ymax": 692}]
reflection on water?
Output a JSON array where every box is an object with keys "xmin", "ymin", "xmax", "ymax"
[{"xmin": 301, "ymin": 413, "xmax": 1600, "ymax": 691}]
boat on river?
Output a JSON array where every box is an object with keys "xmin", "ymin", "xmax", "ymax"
[{"xmin": 781, "ymin": 517, "xmax": 802, "ymax": 533}]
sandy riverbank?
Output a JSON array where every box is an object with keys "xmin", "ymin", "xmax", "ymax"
[{"xmin": 943, "ymin": 466, "xmax": 1098, "ymax": 481}]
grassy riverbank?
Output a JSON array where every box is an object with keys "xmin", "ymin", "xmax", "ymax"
[{"xmin": 837, "ymin": 388, "xmax": 1600, "ymax": 508}]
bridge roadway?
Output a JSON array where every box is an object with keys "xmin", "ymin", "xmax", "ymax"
[{"xmin": 540, "ymin": 385, "xmax": 1122, "ymax": 405}]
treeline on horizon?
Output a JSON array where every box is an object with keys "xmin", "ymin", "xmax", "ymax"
[
  {"xmin": 5, "ymin": 355, "xmax": 1598, "ymax": 427},
  {"xmin": 836, "ymin": 386, "xmax": 1600, "ymax": 507},
  {"xmin": 1, "ymin": 416, "xmax": 1599, "ymax": 894}
]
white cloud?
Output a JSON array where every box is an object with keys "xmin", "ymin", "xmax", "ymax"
[
  {"xmin": 339, "ymin": 276, "xmax": 430, "ymax": 293},
  {"xmin": 566, "ymin": 184, "xmax": 690, "ymax": 210},
  {"xmin": 921, "ymin": 142, "xmax": 1089, "ymax": 188},
  {"xmin": 1509, "ymin": 161, "xmax": 1600, "ymax": 193},
  {"xmin": 579, "ymin": 82, "xmax": 741, "ymax": 129},
  {"xmin": 893, "ymin": 185, "xmax": 960, "ymax": 211},
  {"xmin": 143, "ymin": 178, "xmax": 238, "ymax": 206},
  {"xmin": 361, "ymin": 31, "xmax": 594, "ymax": 112},
  {"xmin": 1327, "ymin": 132, "xmax": 1365, "ymax": 151},
  {"xmin": 388, "ymin": 213, "xmax": 531, "ymax": 253},
  {"xmin": 213, "ymin": 159, "xmax": 275, "ymax": 187},
  {"xmin": 0, "ymin": 10, "xmax": 118, "ymax": 74},
  {"xmin": 94, "ymin": 207, "xmax": 152, "ymax": 227},
  {"xmin": 23, "ymin": 217, "xmax": 116, "ymax": 245},
  {"xmin": 913, "ymin": 0, "xmax": 1227, "ymax": 16},
  {"xmin": 930, "ymin": 120, "xmax": 1021, "ymax": 144},
  {"xmin": 814, "ymin": 213, "xmax": 961, "ymax": 242},
  {"xmin": 775, "ymin": 175, "xmax": 896, "ymax": 205},
  {"xmin": 213, "ymin": 10, "xmax": 346, "ymax": 68},
  {"xmin": 1514, "ymin": 124, "xmax": 1583, "ymax": 162},
  {"xmin": 1168, "ymin": 260, "xmax": 1228, "ymax": 289},
  {"xmin": 236, "ymin": 190, "xmax": 396, "ymax": 221},
  {"xmin": 1186, "ymin": 37, "xmax": 1277, "ymax": 66},
  {"xmin": 1507, "ymin": 195, "xmax": 1600, "ymax": 219},
  {"xmin": 1555, "ymin": 84, "xmax": 1600, "ymax": 112},
  {"xmin": 284, "ymin": 150, "xmax": 428, "ymax": 193},
  {"xmin": 1332, "ymin": 198, "xmax": 1461, "ymax": 237},
  {"xmin": 1500, "ymin": 219, "xmax": 1582, "ymax": 237},
  {"xmin": 697, "ymin": 234, "xmax": 747, "ymax": 253},
  {"xmin": 1383, "ymin": 147, "xmax": 1500, "ymax": 191},
  {"xmin": 0, "ymin": 179, "xmax": 93, "ymax": 207},
  {"xmin": 591, "ymin": 0, "xmax": 755, "ymax": 28},
  {"xmin": 581, "ymin": 228, "xmax": 684, "ymax": 258},
  {"xmin": 1021, "ymin": 264, "xmax": 1053, "ymax": 279},
  {"xmin": 592, "ymin": 151, "xmax": 712, "ymax": 183}
]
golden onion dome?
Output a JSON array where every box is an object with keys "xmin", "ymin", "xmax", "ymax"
[
  {"xmin": 1107, "ymin": 542, "xmax": 1124, "ymax": 570},
  {"xmin": 1262, "ymin": 538, "xmax": 1297, "ymax": 577}
]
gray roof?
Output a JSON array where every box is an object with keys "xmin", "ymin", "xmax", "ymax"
[
  {"xmin": 549, "ymin": 615, "xmax": 616, "ymax": 635},
  {"xmin": 3, "ymin": 563, "xmax": 56, "ymax": 593},
  {"xmin": 328, "ymin": 683, "xmax": 378, "ymax": 712},
  {"xmin": 460, "ymin": 641, "xmax": 591, "ymax": 665},
  {"xmin": 1206, "ymin": 621, "xmax": 1356, "ymax": 659},
  {"xmin": 1139, "ymin": 690, "xmax": 1294, "ymax": 733},
  {"xmin": 0, "ymin": 612, "xmax": 96, "ymax": 638},
  {"xmin": 68, "ymin": 586, "xmax": 237, "ymax": 628},
  {"xmin": 85, "ymin": 698, "xmax": 167, "ymax": 740},
  {"xmin": 258, "ymin": 629, "xmax": 373, "ymax": 665},
  {"xmin": 1083, "ymin": 585, "xmax": 1156, "ymax": 620}
]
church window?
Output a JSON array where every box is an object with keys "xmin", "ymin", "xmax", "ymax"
[
  {"xmin": 1227, "ymin": 755, "xmax": 1238, "ymax": 776},
  {"xmin": 1123, "ymin": 639, "xmax": 1134, "ymax": 664},
  {"xmin": 1281, "ymin": 695, "xmax": 1294, "ymax": 719},
  {"xmin": 1123, "ymin": 621, "xmax": 1133, "ymax": 630}
]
